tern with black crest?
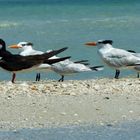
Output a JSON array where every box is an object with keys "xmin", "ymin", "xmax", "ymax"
[{"xmin": 85, "ymin": 40, "xmax": 140, "ymax": 78}]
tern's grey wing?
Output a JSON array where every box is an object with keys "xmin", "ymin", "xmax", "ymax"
[{"xmin": 103, "ymin": 49, "xmax": 140, "ymax": 68}]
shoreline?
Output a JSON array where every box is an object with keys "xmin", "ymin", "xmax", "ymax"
[{"xmin": 0, "ymin": 78, "xmax": 140, "ymax": 130}]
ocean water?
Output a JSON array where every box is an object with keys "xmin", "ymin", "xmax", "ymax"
[
  {"xmin": 0, "ymin": 0, "xmax": 140, "ymax": 81},
  {"xmin": 0, "ymin": 121, "xmax": 140, "ymax": 140}
]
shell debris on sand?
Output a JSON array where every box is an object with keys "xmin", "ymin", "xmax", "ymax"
[
  {"xmin": 0, "ymin": 78, "xmax": 140, "ymax": 95},
  {"xmin": 0, "ymin": 78, "xmax": 140, "ymax": 130}
]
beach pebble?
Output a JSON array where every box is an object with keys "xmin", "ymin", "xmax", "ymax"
[
  {"xmin": 24, "ymin": 118, "xmax": 28, "ymax": 121},
  {"xmin": 129, "ymin": 110, "xmax": 133, "ymax": 113},
  {"xmin": 74, "ymin": 113, "xmax": 78, "ymax": 117},
  {"xmin": 122, "ymin": 115, "xmax": 127, "ymax": 119},
  {"xmin": 93, "ymin": 85, "xmax": 100, "ymax": 91},
  {"xmin": 77, "ymin": 120, "xmax": 82, "ymax": 123},
  {"xmin": 104, "ymin": 97, "xmax": 110, "ymax": 100},
  {"xmin": 70, "ymin": 92, "xmax": 77, "ymax": 96},
  {"xmin": 13, "ymin": 129, "xmax": 18, "ymax": 133},
  {"xmin": 61, "ymin": 83, "xmax": 68, "ymax": 88},
  {"xmin": 20, "ymin": 82, "xmax": 28, "ymax": 87},
  {"xmin": 100, "ymin": 122, "xmax": 104, "ymax": 126},
  {"xmin": 60, "ymin": 112, "xmax": 67, "ymax": 116},
  {"xmin": 30, "ymin": 85, "xmax": 38, "ymax": 91},
  {"xmin": 106, "ymin": 124, "xmax": 113, "ymax": 127}
]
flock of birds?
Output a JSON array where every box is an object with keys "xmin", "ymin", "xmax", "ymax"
[
  {"xmin": 0, "ymin": 38, "xmax": 103, "ymax": 83},
  {"xmin": 0, "ymin": 38, "xmax": 140, "ymax": 83}
]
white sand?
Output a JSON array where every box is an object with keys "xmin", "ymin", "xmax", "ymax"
[{"xmin": 0, "ymin": 78, "xmax": 140, "ymax": 130}]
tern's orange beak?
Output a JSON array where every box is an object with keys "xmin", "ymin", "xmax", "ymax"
[
  {"xmin": 8, "ymin": 45, "xmax": 21, "ymax": 49},
  {"xmin": 85, "ymin": 42, "xmax": 97, "ymax": 46}
]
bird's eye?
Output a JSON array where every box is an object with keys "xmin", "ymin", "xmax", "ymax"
[{"xmin": 22, "ymin": 44, "xmax": 26, "ymax": 46}]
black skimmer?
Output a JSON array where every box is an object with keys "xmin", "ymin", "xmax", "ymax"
[
  {"xmin": 9, "ymin": 42, "xmax": 103, "ymax": 82},
  {"xmin": 85, "ymin": 40, "xmax": 140, "ymax": 79},
  {"xmin": 0, "ymin": 39, "xmax": 70, "ymax": 83}
]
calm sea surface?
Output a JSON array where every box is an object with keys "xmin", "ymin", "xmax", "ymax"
[{"xmin": 0, "ymin": 0, "xmax": 140, "ymax": 80}]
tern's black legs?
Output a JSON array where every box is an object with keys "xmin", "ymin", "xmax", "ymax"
[
  {"xmin": 114, "ymin": 70, "xmax": 120, "ymax": 79},
  {"xmin": 137, "ymin": 72, "xmax": 139, "ymax": 78},
  {"xmin": 12, "ymin": 73, "xmax": 16, "ymax": 83},
  {"xmin": 58, "ymin": 75, "xmax": 64, "ymax": 82},
  {"xmin": 36, "ymin": 73, "xmax": 41, "ymax": 81}
]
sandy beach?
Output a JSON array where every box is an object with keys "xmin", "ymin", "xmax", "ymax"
[{"xmin": 0, "ymin": 78, "xmax": 140, "ymax": 130}]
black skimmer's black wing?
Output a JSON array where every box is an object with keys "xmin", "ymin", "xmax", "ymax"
[
  {"xmin": 0, "ymin": 56, "xmax": 71, "ymax": 72},
  {"xmin": 0, "ymin": 48, "xmax": 69, "ymax": 71}
]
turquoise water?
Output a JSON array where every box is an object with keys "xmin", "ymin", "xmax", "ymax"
[
  {"xmin": 0, "ymin": 121, "xmax": 140, "ymax": 140},
  {"xmin": 0, "ymin": 0, "xmax": 140, "ymax": 81}
]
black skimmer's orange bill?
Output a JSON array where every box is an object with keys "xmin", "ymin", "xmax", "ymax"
[{"xmin": 0, "ymin": 39, "xmax": 70, "ymax": 83}]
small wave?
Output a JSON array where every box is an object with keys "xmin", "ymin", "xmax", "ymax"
[
  {"xmin": 46, "ymin": 19, "xmax": 69, "ymax": 24},
  {"xmin": 80, "ymin": 17, "xmax": 128, "ymax": 23},
  {"xmin": 59, "ymin": 19, "xmax": 69, "ymax": 22},
  {"xmin": 0, "ymin": 22, "xmax": 20, "ymax": 29}
]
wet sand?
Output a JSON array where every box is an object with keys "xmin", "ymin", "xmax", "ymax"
[{"xmin": 0, "ymin": 78, "xmax": 140, "ymax": 130}]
